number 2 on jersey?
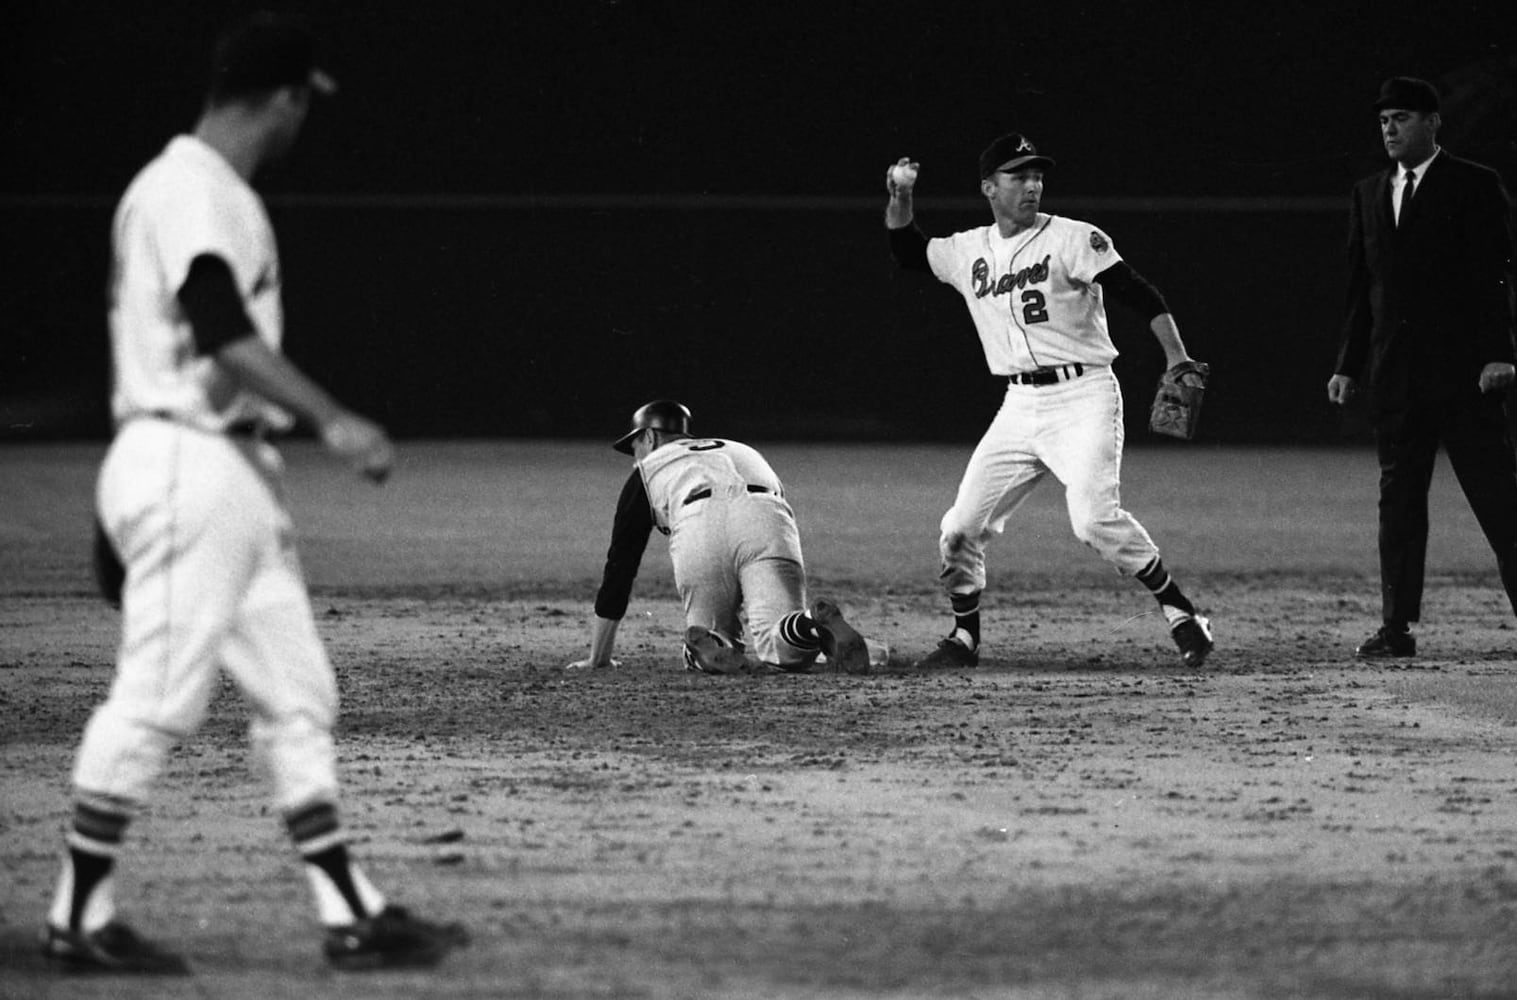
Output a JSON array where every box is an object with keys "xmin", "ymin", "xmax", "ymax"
[{"xmin": 1021, "ymin": 290, "xmax": 1049, "ymax": 324}]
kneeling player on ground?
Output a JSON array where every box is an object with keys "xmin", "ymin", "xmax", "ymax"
[{"xmin": 568, "ymin": 400, "xmax": 877, "ymax": 675}]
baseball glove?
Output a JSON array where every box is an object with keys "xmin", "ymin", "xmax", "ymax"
[{"xmin": 1149, "ymin": 360, "xmax": 1210, "ymax": 440}]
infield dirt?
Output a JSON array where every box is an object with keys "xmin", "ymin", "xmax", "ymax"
[{"xmin": 2, "ymin": 442, "xmax": 1515, "ymax": 999}]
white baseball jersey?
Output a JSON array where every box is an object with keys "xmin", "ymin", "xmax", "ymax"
[
  {"xmin": 926, "ymin": 214, "xmax": 1121, "ymax": 374},
  {"xmin": 108, "ymin": 135, "xmax": 293, "ymax": 433},
  {"xmin": 637, "ymin": 437, "xmax": 786, "ymax": 532}
]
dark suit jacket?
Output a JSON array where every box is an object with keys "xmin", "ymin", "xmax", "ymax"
[{"xmin": 1335, "ymin": 151, "xmax": 1516, "ymax": 413}]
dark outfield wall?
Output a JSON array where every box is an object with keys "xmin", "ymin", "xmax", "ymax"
[{"xmin": 2, "ymin": 197, "xmax": 1504, "ymax": 444}]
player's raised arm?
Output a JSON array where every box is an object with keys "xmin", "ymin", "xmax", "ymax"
[
  {"xmin": 884, "ymin": 157, "xmax": 930, "ymax": 272},
  {"xmin": 884, "ymin": 156, "xmax": 918, "ymax": 228}
]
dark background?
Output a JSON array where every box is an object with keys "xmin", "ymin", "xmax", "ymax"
[{"xmin": 3, "ymin": 0, "xmax": 1515, "ymax": 443}]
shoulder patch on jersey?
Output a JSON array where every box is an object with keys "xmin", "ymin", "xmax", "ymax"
[{"xmin": 1089, "ymin": 230, "xmax": 1111, "ymax": 253}]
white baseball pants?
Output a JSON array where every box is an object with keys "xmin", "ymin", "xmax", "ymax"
[
  {"xmin": 669, "ymin": 489, "xmax": 816, "ymax": 667},
  {"xmin": 75, "ymin": 419, "xmax": 340, "ymax": 813},
  {"xmin": 938, "ymin": 366, "xmax": 1160, "ymax": 594}
]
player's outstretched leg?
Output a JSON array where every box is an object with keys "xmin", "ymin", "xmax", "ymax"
[
  {"xmin": 917, "ymin": 590, "xmax": 981, "ymax": 668},
  {"xmin": 1170, "ymin": 614, "xmax": 1215, "ymax": 668},
  {"xmin": 809, "ymin": 599, "xmax": 871, "ymax": 674},
  {"xmin": 1137, "ymin": 558, "xmax": 1213, "ymax": 667}
]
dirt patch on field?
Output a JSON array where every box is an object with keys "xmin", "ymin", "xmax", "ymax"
[{"xmin": 3, "ymin": 580, "xmax": 1517, "ymax": 999}]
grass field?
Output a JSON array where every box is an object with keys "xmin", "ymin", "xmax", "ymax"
[{"xmin": 3, "ymin": 441, "xmax": 1516, "ymax": 999}]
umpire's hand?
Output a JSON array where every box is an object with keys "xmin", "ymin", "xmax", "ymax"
[
  {"xmin": 1326, "ymin": 374, "xmax": 1356, "ymax": 405},
  {"xmin": 1479, "ymin": 362, "xmax": 1516, "ymax": 394}
]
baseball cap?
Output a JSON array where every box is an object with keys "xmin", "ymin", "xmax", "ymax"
[
  {"xmin": 978, "ymin": 133, "xmax": 1055, "ymax": 179},
  {"xmin": 1373, "ymin": 77, "xmax": 1439, "ymax": 113},
  {"xmin": 209, "ymin": 12, "xmax": 337, "ymax": 100}
]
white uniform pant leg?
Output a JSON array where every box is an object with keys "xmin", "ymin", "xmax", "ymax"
[
  {"xmin": 1040, "ymin": 368, "xmax": 1159, "ymax": 575},
  {"xmin": 728, "ymin": 497, "xmax": 812, "ymax": 667},
  {"xmin": 219, "ymin": 479, "xmax": 341, "ymax": 814},
  {"xmin": 939, "ymin": 388, "xmax": 1047, "ymax": 595},
  {"xmin": 73, "ymin": 423, "xmax": 264, "ymax": 803},
  {"xmin": 669, "ymin": 501, "xmax": 745, "ymax": 643}
]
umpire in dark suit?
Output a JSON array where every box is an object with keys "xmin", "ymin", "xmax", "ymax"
[{"xmin": 1328, "ymin": 76, "xmax": 1517, "ymax": 657}]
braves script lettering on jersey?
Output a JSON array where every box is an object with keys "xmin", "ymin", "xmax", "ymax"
[{"xmin": 931, "ymin": 216, "xmax": 1121, "ymax": 373}]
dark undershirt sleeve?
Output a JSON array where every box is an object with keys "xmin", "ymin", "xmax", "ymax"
[
  {"xmin": 592, "ymin": 470, "xmax": 656, "ymax": 620},
  {"xmin": 1093, "ymin": 260, "xmax": 1169, "ymax": 321},
  {"xmin": 888, "ymin": 223, "xmax": 931, "ymax": 272},
  {"xmin": 177, "ymin": 253, "xmax": 256, "ymax": 356}
]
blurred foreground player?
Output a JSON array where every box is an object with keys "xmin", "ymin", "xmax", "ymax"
[{"xmin": 45, "ymin": 13, "xmax": 465, "ymax": 973}]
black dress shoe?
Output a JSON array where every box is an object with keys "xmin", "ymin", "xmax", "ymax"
[{"xmin": 1355, "ymin": 625, "xmax": 1416, "ymax": 658}]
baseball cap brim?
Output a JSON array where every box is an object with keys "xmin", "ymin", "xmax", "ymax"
[{"xmin": 991, "ymin": 154, "xmax": 1055, "ymax": 174}]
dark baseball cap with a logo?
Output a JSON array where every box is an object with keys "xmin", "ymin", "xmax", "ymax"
[
  {"xmin": 209, "ymin": 12, "xmax": 337, "ymax": 101},
  {"xmin": 978, "ymin": 133, "xmax": 1055, "ymax": 179}
]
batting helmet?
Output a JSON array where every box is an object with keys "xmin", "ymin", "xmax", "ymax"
[{"xmin": 612, "ymin": 400, "xmax": 692, "ymax": 454}]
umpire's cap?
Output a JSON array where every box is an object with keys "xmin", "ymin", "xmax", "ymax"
[
  {"xmin": 979, "ymin": 133, "xmax": 1055, "ymax": 179},
  {"xmin": 613, "ymin": 400, "xmax": 692, "ymax": 454},
  {"xmin": 209, "ymin": 11, "xmax": 337, "ymax": 102},
  {"xmin": 1373, "ymin": 77, "xmax": 1439, "ymax": 113}
]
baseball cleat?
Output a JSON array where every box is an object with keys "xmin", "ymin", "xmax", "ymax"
[
  {"xmin": 809, "ymin": 599, "xmax": 871, "ymax": 675},
  {"xmin": 41, "ymin": 921, "xmax": 190, "ymax": 975},
  {"xmin": 682, "ymin": 626, "xmax": 751, "ymax": 675},
  {"xmin": 916, "ymin": 635, "xmax": 979, "ymax": 669},
  {"xmin": 1355, "ymin": 625, "xmax": 1415, "ymax": 658},
  {"xmin": 1170, "ymin": 614, "xmax": 1214, "ymax": 667},
  {"xmin": 323, "ymin": 905, "xmax": 469, "ymax": 971}
]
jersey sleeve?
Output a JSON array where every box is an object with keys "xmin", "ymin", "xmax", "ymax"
[
  {"xmin": 1064, "ymin": 223, "xmax": 1123, "ymax": 285},
  {"xmin": 592, "ymin": 470, "xmax": 656, "ymax": 621},
  {"xmin": 924, "ymin": 233, "xmax": 961, "ymax": 286},
  {"xmin": 888, "ymin": 224, "xmax": 931, "ymax": 272},
  {"xmin": 1093, "ymin": 260, "xmax": 1169, "ymax": 321},
  {"xmin": 151, "ymin": 183, "xmax": 252, "ymax": 301}
]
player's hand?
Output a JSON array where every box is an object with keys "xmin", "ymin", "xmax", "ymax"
[
  {"xmin": 1478, "ymin": 362, "xmax": 1515, "ymax": 394},
  {"xmin": 1326, "ymin": 374, "xmax": 1356, "ymax": 406},
  {"xmin": 566, "ymin": 657, "xmax": 620, "ymax": 671},
  {"xmin": 886, "ymin": 156, "xmax": 919, "ymax": 197},
  {"xmin": 321, "ymin": 411, "xmax": 394, "ymax": 483}
]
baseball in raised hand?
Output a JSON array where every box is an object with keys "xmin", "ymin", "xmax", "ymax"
[{"xmin": 887, "ymin": 157, "xmax": 919, "ymax": 194}]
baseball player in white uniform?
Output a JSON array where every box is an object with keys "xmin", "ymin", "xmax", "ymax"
[
  {"xmin": 883, "ymin": 133, "xmax": 1214, "ymax": 670},
  {"xmin": 569, "ymin": 400, "xmax": 875, "ymax": 675},
  {"xmin": 44, "ymin": 13, "xmax": 464, "ymax": 973}
]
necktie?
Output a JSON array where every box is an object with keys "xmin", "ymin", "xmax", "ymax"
[{"xmin": 1398, "ymin": 170, "xmax": 1416, "ymax": 226}]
